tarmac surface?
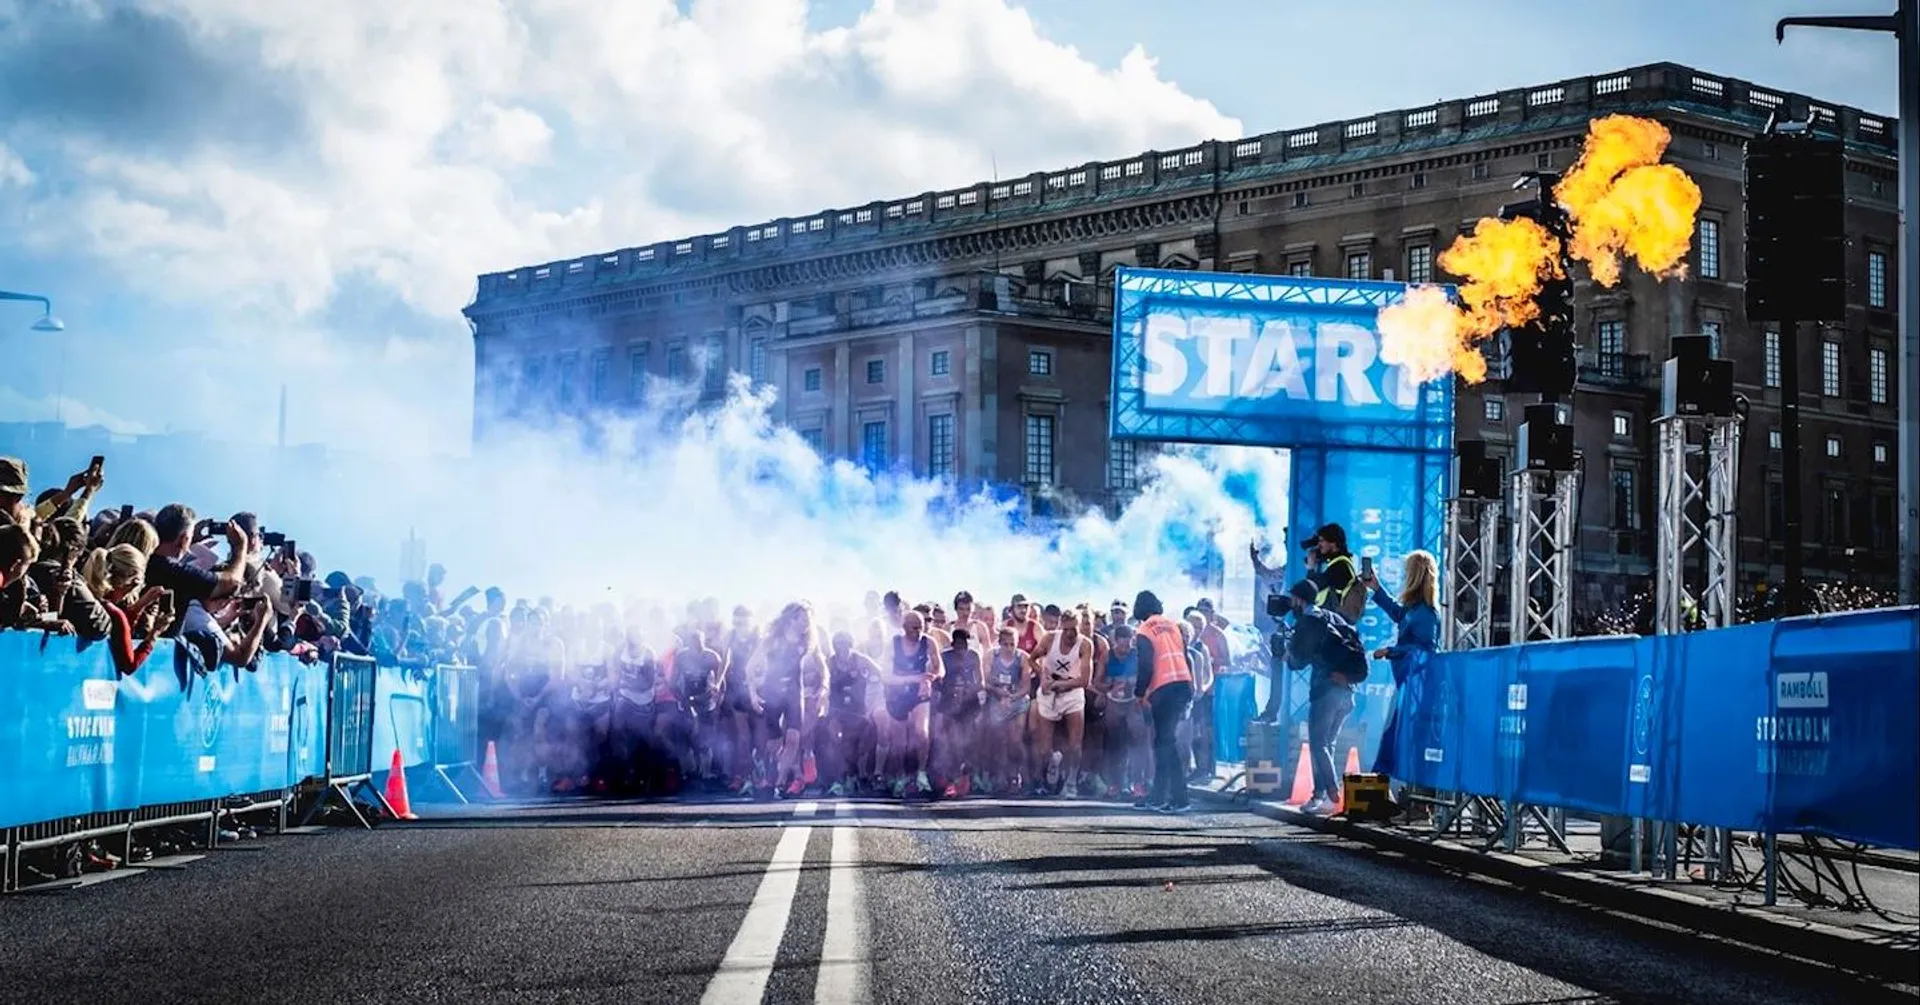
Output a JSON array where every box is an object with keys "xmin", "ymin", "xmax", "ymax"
[{"xmin": 0, "ymin": 796, "xmax": 1913, "ymax": 1005}]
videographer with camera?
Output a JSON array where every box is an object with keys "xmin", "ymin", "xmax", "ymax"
[{"xmin": 1258, "ymin": 578, "xmax": 1371, "ymax": 815}]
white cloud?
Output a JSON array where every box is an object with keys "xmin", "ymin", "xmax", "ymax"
[
  {"xmin": 15, "ymin": 0, "xmax": 1238, "ymax": 325},
  {"xmin": 0, "ymin": 143, "xmax": 31, "ymax": 187}
]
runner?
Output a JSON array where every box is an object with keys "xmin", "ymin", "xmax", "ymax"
[
  {"xmin": 1031, "ymin": 609, "xmax": 1092, "ymax": 798},
  {"xmin": 934, "ymin": 627, "xmax": 982, "ymax": 797},
  {"xmin": 1101, "ymin": 623, "xmax": 1149, "ymax": 797},
  {"xmin": 982, "ymin": 625, "xmax": 1033, "ymax": 794},
  {"xmin": 748, "ymin": 602, "xmax": 828, "ymax": 798},
  {"xmin": 719, "ymin": 605, "xmax": 762, "ymax": 794},
  {"xmin": 1079, "ymin": 603, "xmax": 1114, "ymax": 797},
  {"xmin": 882, "ymin": 608, "xmax": 943, "ymax": 797},
  {"xmin": 821, "ymin": 630, "xmax": 878, "ymax": 796}
]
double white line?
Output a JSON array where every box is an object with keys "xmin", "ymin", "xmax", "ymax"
[{"xmin": 701, "ymin": 802, "xmax": 869, "ymax": 1005}]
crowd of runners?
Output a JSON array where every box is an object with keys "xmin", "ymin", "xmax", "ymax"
[{"xmin": 473, "ymin": 588, "xmax": 1258, "ymax": 809}]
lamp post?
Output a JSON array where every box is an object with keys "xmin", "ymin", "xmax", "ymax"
[
  {"xmin": 1777, "ymin": 0, "xmax": 1919, "ymax": 604},
  {"xmin": 0, "ymin": 290, "xmax": 65, "ymax": 332}
]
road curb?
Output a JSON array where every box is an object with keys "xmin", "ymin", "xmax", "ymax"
[{"xmin": 1189, "ymin": 784, "xmax": 1920, "ymax": 984}]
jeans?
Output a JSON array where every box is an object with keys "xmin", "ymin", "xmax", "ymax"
[
  {"xmin": 1189, "ymin": 687, "xmax": 1216, "ymax": 777},
  {"xmin": 1308, "ymin": 684, "xmax": 1355, "ymax": 800},
  {"xmin": 1148, "ymin": 682, "xmax": 1193, "ymax": 807}
]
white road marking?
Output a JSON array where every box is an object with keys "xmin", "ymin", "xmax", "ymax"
[
  {"xmin": 700, "ymin": 802, "xmax": 817, "ymax": 1005},
  {"xmin": 815, "ymin": 803, "xmax": 870, "ymax": 1005}
]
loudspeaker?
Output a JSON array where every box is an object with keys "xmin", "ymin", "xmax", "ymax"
[
  {"xmin": 1504, "ymin": 323, "xmax": 1577, "ymax": 397},
  {"xmin": 1452, "ymin": 438, "xmax": 1504, "ymax": 499},
  {"xmin": 1662, "ymin": 334, "xmax": 1736, "ymax": 417},
  {"xmin": 1745, "ymin": 134, "xmax": 1846, "ymax": 323},
  {"xmin": 1517, "ymin": 402, "xmax": 1575, "ymax": 472}
]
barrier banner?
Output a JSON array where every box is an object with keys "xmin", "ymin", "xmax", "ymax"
[
  {"xmin": 1387, "ymin": 607, "xmax": 1920, "ymax": 850},
  {"xmin": 431, "ymin": 665, "xmax": 481, "ymax": 769},
  {"xmin": 0, "ymin": 633, "xmax": 326, "ymax": 829},
  {"xmin": 370, "ymin": 664, "xmax": 433, "ymax": 775},
  {"xmin": 1212, "ymin": 672, "xmax": 1257, "ymax": 763}
]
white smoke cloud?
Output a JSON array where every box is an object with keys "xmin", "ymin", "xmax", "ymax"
[{"xmin": 284, "ymin": 376, "xmax": 1288, "ymax": 619}]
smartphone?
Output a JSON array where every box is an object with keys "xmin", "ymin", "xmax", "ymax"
[
  {"xmin": 1361, "ymin": 555, "xmax": 1375, "ymax": 578},
  {"xmin": 120, "ymin": 504, "xmax": 134, "ymax": 521},
  {"xmin": 205, "ymin": 520, "xmax": 230, "ymax": 537},
  {"xmin": 293, "ymin": 579, "xmax": 314, "ymax": 604},
  {"xmin": 262, "ymin": 531, "xmax": 286, "ymax": 547},
  {"xmin": 88, "ymin": 455, "xmax": 105, "ymax": 477}
]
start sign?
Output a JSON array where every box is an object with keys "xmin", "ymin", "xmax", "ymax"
[{"xmin": 1110, "ymin": 268, "xmax": 1452, "ymax": 449}]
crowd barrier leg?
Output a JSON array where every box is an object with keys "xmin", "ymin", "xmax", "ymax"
[{"xmin": 1763, "ymin": 831, "xmax": 1779, "ymax": 906}]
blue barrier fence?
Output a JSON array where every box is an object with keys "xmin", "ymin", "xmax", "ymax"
[
  {"xmin": 1384, "ymin": 606, "xmax": 1920, "ymax": 851},
  {"xmin": 0, "ymin": 634, "xmax": 480, "ymax": 833}
]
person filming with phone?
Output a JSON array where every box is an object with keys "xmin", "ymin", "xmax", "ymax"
[{"xmin": 1360, "ymin": 550, "xmax": 1440, "ymax": 803}]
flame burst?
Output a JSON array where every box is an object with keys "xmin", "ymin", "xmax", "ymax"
[
  {"xmin": 1374, "ymin": 114, "xmax": 1702, "ymax": 385},
  {"xmin": 1556, "ymin": 115, "xmax": 1703, "ymax": 286}
]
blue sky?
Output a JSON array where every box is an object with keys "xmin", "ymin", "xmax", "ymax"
[{"xmin": 0, "ymin": 0, "xmax": 1900, "ymax": 453}]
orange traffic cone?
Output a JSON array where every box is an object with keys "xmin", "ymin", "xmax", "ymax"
[
  {"xmin": 1286, "ymin": 742, "xmax": 1315, "ymax": 805},
  {"xmin": 1333, "ymin": 746, "xmax": 1362, "ymax": 815},
  {"xmin": 480, "ymin": 741, "xmax": 504, "ymax": 799},
  {"xmin": 384, "ymin": 749, "xmax": 418, "ymax": 821}
]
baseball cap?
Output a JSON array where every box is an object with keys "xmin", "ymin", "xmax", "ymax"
[
  {"xmin": 0, "ymin": 457, "xmax": 26, "ymax": 495},
  {"xmin": 1301, "ymin": 523, "xmax": 1348, "ymax": 550},
  {"xmin": 1010, "ymin": 592, "xmax": 1029, "ymax": 605}
]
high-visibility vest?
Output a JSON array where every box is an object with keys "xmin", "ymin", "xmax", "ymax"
[
  {"xmin": 1138, "ymin": 615, "xmax": 1193, "ymax": 697},
  {"xmin": 1315, "ymin": 554, "xmax": 1359, "ymax": 608}
]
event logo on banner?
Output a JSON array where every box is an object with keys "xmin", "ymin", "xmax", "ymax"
[
  {"xmin": 1758, "ymin": 670, "xmax": 1832, "ymax": 778},
  {"xmin": 1630, "ymin": 672, "xmax": 1655, "ymax": 784}
]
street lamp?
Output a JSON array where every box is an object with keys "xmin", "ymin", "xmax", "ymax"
[{"xmin": 0, "ymin": 290, "xmax": 64, "ymax": 332}]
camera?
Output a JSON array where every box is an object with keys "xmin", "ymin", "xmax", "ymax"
[
  {"xmin": 1266, "ymin": 592, "xmax": 1290, "ymax": 619},
  {"xmin": 292, "ymin": 578, "xmax": 314, "ymax": 604},
  {"xmin": 204, "ymin": 520, "xmax": 230, "ymax": 537},
  {"xmin": 262, "ymin": 531, "xmax": 286, "ymax": 548}
]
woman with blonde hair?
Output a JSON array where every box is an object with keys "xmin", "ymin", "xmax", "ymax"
[
  {"xmin": 82, "ymin": 544, "xmax": 173, "ymax": 675},
  {"xmin": 107, "ymin": 517, "xmax": 160, "ymax": 557},
  {"xmin": 1360, "ymin": 550, "xmax": 1440, "ymax": 804}
]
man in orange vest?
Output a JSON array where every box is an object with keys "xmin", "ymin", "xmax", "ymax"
[{"xmin": 1128, "ymin": 590, "xmax": 1194, "ymax": 814}]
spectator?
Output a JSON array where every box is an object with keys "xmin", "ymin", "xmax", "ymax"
[
  {"xmin": 1362, "ymin": 550, "xmax": 1440, "ymax": 803},
  {"xmin": 0, "ymin": 522, "xmax": 38, "ymax": 597},
  {"xmin": 147, "ymin": 504, "xmax": 250, "ymax": 629},
  {"xmin": 28, "ymin": 516, "xmax": 112, "ymax": 642},
  {"xmin": 82, "ymin": 544, "xmax": 173, "ymax": 675},
  {"xmin": 109, "ymin": 517, "xmax": 160, "ymax": 556},
  {"xmin": 177, "ymin": 593, "xmax": 273, "ymax": 676},
  {"xmin": 0, "ymin": 456, "xmax": 101, "ymax": 528}
]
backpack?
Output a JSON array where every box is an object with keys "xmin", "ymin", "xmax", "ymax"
[{"xmin": 1315, "ymin": 609, "xmax": 1370, "ymax": 684}]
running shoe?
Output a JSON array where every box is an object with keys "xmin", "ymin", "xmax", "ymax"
[
  {"xmin": 785, "ymin": 779, "xmax": 806, "ymax": 798},
  {"xmin": 1129, "ymin": 783, "xmax": 1149, "ymax": 799},
  {"xmin": 942, "ymin": 784, "xmax": 960, "ymax": 799},
  {"xmin": 1157, "ymin": 803, "xmax": 1193, "ymax": 816},
  {"xmin": 1062, "ymin": 780, "xmax": 1079, "ymax": 799},
  {"xmin": 891, "ymin": 777, "xmax": 908, "ymax": 799},
  {"xmin": 915, "ymin": 771, "xmax": 932, "ymax": 796}
]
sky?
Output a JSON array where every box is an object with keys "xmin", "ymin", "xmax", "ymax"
[{"xmin": 0, "ymin": 0, "xmax": 1901, "ymax": 455}]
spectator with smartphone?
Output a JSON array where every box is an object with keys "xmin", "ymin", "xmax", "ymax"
[
  {"xmin": 27, "ymin": 516, "xmax": 112, "ymax": 643},
  {"xmin": 82, "ymin": 544, "xmax": 173, "ymax": 675},
  {"xmin": 1360, "ymin": 550, "xmax": 1440, "ymax": 799},
  {"xmin": 146, "ymin": 504, "xmax": 250, "ymax": 630}
]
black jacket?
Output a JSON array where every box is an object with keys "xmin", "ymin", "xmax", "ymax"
[{"xmin": 1284, "ymin": 605, "xmax": 1358, "ymax": 699}]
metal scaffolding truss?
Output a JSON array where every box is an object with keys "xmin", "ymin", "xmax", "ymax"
[
  {"xmin": 1642, "ymin": 414, "xmax": 1743, "ymax": 880},
  {"xmin": 1653, "ymin": 416, "xmax": 1742, "ymax": 634},
  {"xmin": 1508, "ymin": 468, "xmax": 1579, "ymax": 644},
  {"xmin": 1442, "ymin": 496, "xmax": 1500, "ymax": 650}
]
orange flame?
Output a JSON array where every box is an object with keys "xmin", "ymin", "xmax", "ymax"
[
  {"xmin": 1378, "ymin": 216, "xmax": 1559, "ymax": 385},
  {"xmin": 1554, "ymin": 115, "xmax": 1703, "ymax": 287},
  {"xmin": 1373, "ymin": 114, "xmax": 1701, "ymax": 385}
]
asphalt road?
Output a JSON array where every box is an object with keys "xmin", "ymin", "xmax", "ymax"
[{"xmin": 0, "ymin": 797, "xmax": 1912, "ymax": 1005}]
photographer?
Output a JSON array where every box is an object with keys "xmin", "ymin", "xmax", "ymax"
[
  {"xmin": 28, "ymin": 516, "xmax": 113, "ymax": 642},
  {"xmin": 146, "ymin": 504, "xmax": 251, "ymax": 629},
  {"xmin": 82, "ymin": 544, "xmax": 173, "ymax": 675},
  {"xmin": 1261, "ymin": 580, "xmax": 1371, "ymax": 815}
]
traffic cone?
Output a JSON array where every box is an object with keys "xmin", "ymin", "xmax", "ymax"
[
  {"xmin": 384, "ymin": 749, "xmax": 417, "ymax": 821},
  {"xmin": 480, "ymin": 741, "xmax": 504, "ymax": 799},
  {"xmin": 1286, "ymin": 742, "xmax": 1314, "ymax": 805},
  {"xmin": 1333, "ymin": 746, "xmax": 1361, "ymax": 815}
]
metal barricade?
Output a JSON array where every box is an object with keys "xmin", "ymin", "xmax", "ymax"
[
  {"xmin": 426, "ymin": 664, "xmax": 488, "ymax": 803},
  {"xmin": 300, "ymin": 652, "xmax": 394, "ymax": 828}
]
